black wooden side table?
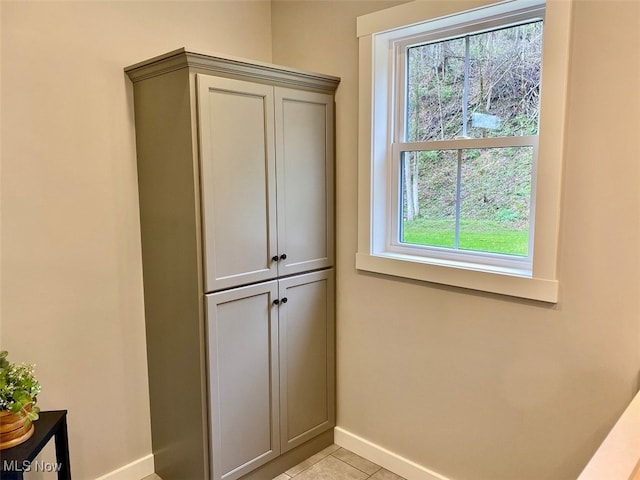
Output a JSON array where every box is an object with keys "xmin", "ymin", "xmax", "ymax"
[{"xmin": 0, "ymin": 410, "xmax": 71, "ymax": 479}]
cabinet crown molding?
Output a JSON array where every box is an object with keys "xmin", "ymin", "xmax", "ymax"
[{"xmin": 125, "ymin": 48, "xmax": 341, "ymax": 93}]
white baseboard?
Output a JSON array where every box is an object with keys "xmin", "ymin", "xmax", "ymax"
[
  {"xmin": 94, "ymin": 454, "xmax": 155, "ymax": 480},
  {"xmin": 334, "ymin": 427, "xmax": 452, "ymax": 480}
]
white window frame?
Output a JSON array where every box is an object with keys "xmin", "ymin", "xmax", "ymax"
[{"xmin": 356, "ymin": 0, "xmax": 573, "ymax": 303}]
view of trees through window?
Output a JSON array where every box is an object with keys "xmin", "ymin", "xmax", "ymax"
[{"xmin": 400, "ymin": 21, "xmax": 543, "ymax": 257}]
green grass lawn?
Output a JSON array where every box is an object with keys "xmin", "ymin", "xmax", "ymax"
[{"xmin": 402, "ymin": 218, "xmax": 528, "ymax": 256}]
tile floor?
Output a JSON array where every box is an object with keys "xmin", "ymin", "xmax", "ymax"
[
  {"xmin": 142, "ymin": 445, "xmax": 407, "ymax": 480},
  {"xmin": 272, "ymin": 444, "xmax": 406, "ymax": 480}
]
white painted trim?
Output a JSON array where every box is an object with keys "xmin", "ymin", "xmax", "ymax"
[
  {"xmin": 356, "ymin": 0, "xmax": 530, "ymax": 37},
  {"xmin": 356, "ymin": 0, "xmax": 572, "ymax": 302},
  {"xmin": 94, "ymin": 454, "xmax": 155, "ymax": 480},
  {"xmin": 356, "ymin": 252, "xmax": 558, "ymax": 303},
  {"xmin": 334, "ymin": 427, "xmax": 453, "ymax": 480}
]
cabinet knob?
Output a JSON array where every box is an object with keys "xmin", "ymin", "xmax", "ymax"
[
  {"xmin": 272, "ymin": 255, "xmax": 279, "ymax": 262},
  {"xmin": 273, "ymin": 299, "xmax": 280, "ymax": 305},
  {"xmin": 281, "ymin": 297, "xmax": 288, "ymax": 304},
  {"xmin": 280, "ymin": 254, "xmax": 287, "ymax": 261}
]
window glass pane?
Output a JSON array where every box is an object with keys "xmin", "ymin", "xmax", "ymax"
[
  {"xmin": 400, "ymin": 147, "xmax": 532, "ymax": 256},
  {"xmin": 459, "ymin": 147, "xmax": 532, "ymax": 256},
  {"xmin": 407, "ymin": 38, "xmax": 465, "ymax": 142},
  {"xmin": 467, "ymin": 22, "xmax": 543, "ymax": 138},
  {"xmin": 400, "ymin": 150, "xmax": 458, "ymax": 247},
  {"xmin": 406, "ymin": 21, "xmax": 543, "ymax": 142}
]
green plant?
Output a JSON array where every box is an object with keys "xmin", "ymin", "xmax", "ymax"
[{"xmin": 0, "ymin": 351, "xmax": 41, "ymax": 426}]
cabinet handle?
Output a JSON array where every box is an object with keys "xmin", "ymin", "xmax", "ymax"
[
  {"xmin": 272, "ymin": 255, "xmax": 279, "ymax": 262},
  {"xmin": 281, "ymin": 297, "xmax": 288, "ymax": 304},
  {"xmin": 280, "ymin": 254, "xmax": 287, "ymax": 261},
  {"xmin": 273, "ymin": 299, "xmax": 280, "ymax": 305}
]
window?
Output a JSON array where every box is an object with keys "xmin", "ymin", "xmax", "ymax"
[{"xmin": 356, "ymin": 0, "xmax": 573, "ymax": 302}]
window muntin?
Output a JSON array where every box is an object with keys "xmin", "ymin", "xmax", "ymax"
[{"xmin": 391, "ymin": 17, "xmax": 543, "ymax": 272}]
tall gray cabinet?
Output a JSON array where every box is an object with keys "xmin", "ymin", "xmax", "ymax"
[{"xmin": 125, "ymin": 49, "xmax": 339, "ymax": 480}]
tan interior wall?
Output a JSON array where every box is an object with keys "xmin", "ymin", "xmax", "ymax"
[
  {"xmin": 0, "ymin": 2, "xmax": 272, "ymax": 478},
  {"xmin": 3, "ymin": 1, "xmax": 639, "ymax": 479},
  {"xmin": 272, "ymin": 1, "xmax": 640, "ymax": 479}
]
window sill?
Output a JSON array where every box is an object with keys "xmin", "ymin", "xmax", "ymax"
[{"xmin": 355, "ymin": 252, "xmax": 558, "ymax": 303}]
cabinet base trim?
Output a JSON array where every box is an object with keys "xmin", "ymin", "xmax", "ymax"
[
  {"xmin": 334, "ymin": 427, "xmax": 451, "ymax": 480},
  {"xmin": 94, "ymin": 453, "xmax": 155, "ymax": 480}
]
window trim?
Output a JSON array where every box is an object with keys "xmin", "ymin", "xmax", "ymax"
[{"xmin": 356, "ymin": 0, "xmax": 573, "ymax": 303}]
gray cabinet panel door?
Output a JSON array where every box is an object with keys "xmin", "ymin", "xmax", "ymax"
[
  {"xmin": 206, "ymin": 281, "xmax": 280, "ymax": 480},
  {"xmin": 278, "ymin": 270, "xmax": 335, "ymax": 452},
  {"xmin": 275, "ymin": 88, "xmax": 334, "ymax": 277},
  {"xmin": 198, "ymin": 75, "xmax": 278, "ymax": 292}
]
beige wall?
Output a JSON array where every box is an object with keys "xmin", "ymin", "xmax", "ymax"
[
  {"xmin": 2, "ymin": 1, "xmax": 639, "ymax": 480},
  {"xmin": 273, "ymin": 1, "xmax": 640, "ymax": 480},
  {"xmin": 0, "ymin": 2, "xmax": 272, "ymax": 478}
]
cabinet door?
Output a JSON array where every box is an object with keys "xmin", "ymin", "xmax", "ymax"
[
  {"xmin": 278, "ymin": 270, "xmax": 335, "ymax": 452},
  {"xmin": 198, "ymin": 75, "xmax": 278, "ymax": 292},
  {"xmin": 206, "ymin": 281, "xmax": 280, "ymax": 480},
  {"xmin": 275, "ymin": 88, "xmax": 334, "ymax": 277}
]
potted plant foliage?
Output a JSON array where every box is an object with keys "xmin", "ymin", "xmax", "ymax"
[{"xmin": 0, "ymin": 350, "xmax": 41, "ymax": 449}]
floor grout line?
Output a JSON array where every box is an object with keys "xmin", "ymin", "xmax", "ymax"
[
  {"xmin": 275, "ymin": 445, "xmax": 406, "ymax": 480},
  {"xmin": 330, "ymin": 451, "xmax": 381, "ymax": 477}
]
